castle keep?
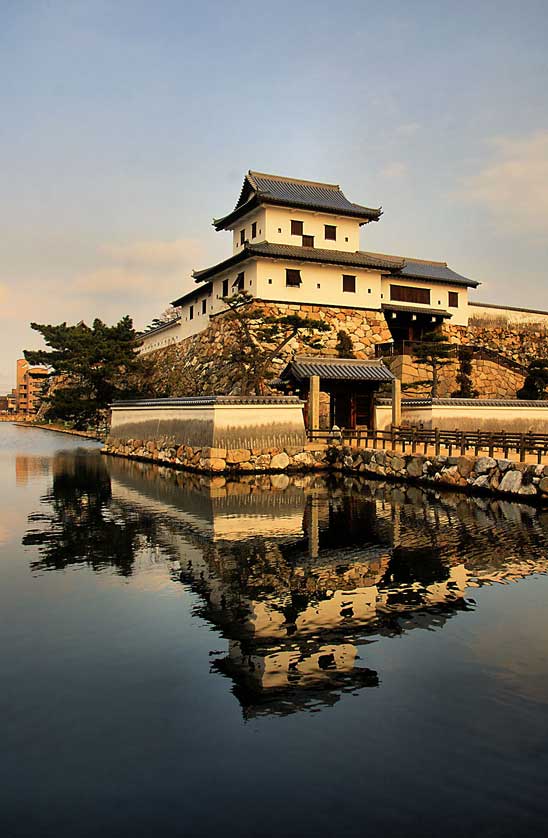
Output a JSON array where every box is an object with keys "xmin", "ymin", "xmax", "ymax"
[{"xmin": 139, "ymin": 171, "xmax": 548, "ymax": 412}]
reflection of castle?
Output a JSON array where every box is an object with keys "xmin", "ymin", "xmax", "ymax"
[
  {"xmin": 25, "ymin": 451, "xmax": 548, "ymax": 717},
  {"xmin": 105, "ymin": 458, "xmax": 548, "ymax": 717}
]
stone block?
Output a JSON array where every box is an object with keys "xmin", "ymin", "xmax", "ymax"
[
  {"xmin": 271, "ymin": 452, "xmax": 290, "ymax": 470},
  {"xmin": 292, "ymin": 452, "xmax": 315, "ymax": 466},
  {"xmin": 499, "ymin": 470, "xmax": 523, "ymax": 494},
  {"xmin": 202, "ymin": 447, "xmax": 228, "ymax": 459},
  {"xmin": 539, "ymin": 477, "xmax": 548, "ymax": 495},
  {"xmin": 475, "ymin": 457, "xmax": 497, "ymax": 475},
  {"xmin": 226, "ymin": 449, "xmax": 251, "ymax": 464},
  {"xmin": 407, "ymin": 457, "xmax": 424, "ymax": 478},
  {"xmin": 457, "ymin": 457, "xmax": 475, "ymax": 479}
]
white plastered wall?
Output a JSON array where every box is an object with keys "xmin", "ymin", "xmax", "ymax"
[
  {"xmin": 262, "ymin": 206, "xmax": 361, "ymax": 251},
  {"xmin": 255, "ymin": 259, "xmax": 383, "ymax": 309},
  {"xmin": 380, "ymin": 275, "xmax": 470, "ymax": 327}
]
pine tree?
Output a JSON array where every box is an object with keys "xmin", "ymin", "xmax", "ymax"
[
  {"xmin": 409, "ymin": 331, "xmax": 455, "ymax": 398},
  {"xmin": 220, "ymin": 292, "xmax": 330, "ymax": 394},
  {"xmin": 24, "ymin": 317, "xmax": 150, "ymax": 428},
  {"xmin": 517, "ymin": 360, "xmax": 548, "ymax": 400},
  {"xmin": 452, "ymin": 346, "xmax": 479, "ymax": 398},
  {"xmin": 335, "ymin": 330, "xmax": 355, "ymax": 359}
]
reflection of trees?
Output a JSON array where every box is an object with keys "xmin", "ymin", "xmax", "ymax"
[{"xmin": 23, "ymin": 452, "xmax": 162, "ymax": 576}]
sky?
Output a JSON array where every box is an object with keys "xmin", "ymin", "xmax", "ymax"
[{"xmin": 1, "ymin": 0, "xmax": 547, "ymax": 392}]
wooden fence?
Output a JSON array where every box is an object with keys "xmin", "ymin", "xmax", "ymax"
[{"xmin": 308, "ymin": 426, "xmax": 548, "ymax": 464}]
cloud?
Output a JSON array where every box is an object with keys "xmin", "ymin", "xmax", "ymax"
[
  {"xmin": 380, "ymin": 161, "xmax": 407, "ymax": 179},
  {"xmin": 395, "ymin": 122, "xmax": 420, "ymax": 137},
  {"xmin": 459, "ymin": 131, "xmax": 548, "ymax": 234},
  {"xmin": 100, "ymin": 238, "xmax": 206, "ymax": 271}
]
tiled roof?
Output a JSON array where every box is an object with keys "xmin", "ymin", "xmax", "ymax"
[
  {"xmin": 111, "ymin": 396, "xmax": 304, "ymax": 407},
  {"xmin": 214, "ymin": 171, "xmax": 381, "ymax": 230},
  {"xmin": 382, "ymin": 303, "xmax": 451, "ymax": 318},
  {"xmin": 376, "ymin": 397, "xmax": 548, "ymax": 408},
  {"xmin": 364, "ymin": 251, "xmax": 479, "ymax": 288},
  {"xmin": 171, "ymin": 281, "xmax": 212, "ymax": 308},
  {"xmin": 192, "ymin": 242, "xmax": 404, "ymax": 283},
  {"xmin": 191, "ymin": 242, "xmax": 477, "ymax": 289},
  {"xmin": 282, "ymin": 356, "xmax": 395, "ymax": 382}
]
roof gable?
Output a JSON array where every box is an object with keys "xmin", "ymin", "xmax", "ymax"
[{"xmin": 214, "ymin": 170, "xmax": 382, "ymax": 230}]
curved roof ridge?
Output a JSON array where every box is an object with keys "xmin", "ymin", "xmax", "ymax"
[{"xmin": 248, "ymin": 170, "xmax": 341, "ymax": 190}]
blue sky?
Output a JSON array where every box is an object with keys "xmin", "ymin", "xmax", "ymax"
[{"xmin": 1, "ymin": 0, "xmax": 547, "ymax": 391}]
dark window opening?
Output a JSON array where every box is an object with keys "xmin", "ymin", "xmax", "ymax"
[
  {"xmin": 251, "ymin": 221, "xmax": 257, "ymax": 238},
  {"xmin": 448, "ymin": 291, "xmax": 459, "ymax": 308},
  {"xmin": 240, "ymin": 229, "xmax": 246, "ymax": 245},
  {"xmin": 343, "ymin": 274, "xmax": 356, "ymax": 293},
  {"xmin": 222, "ymin": 278, "xmax": 229, "ymax": 297},
  {"xmin": 291, "ymin": 220, "xmax": 303, "ymax": 236},
  {"xmin": 302, "ymin": 235, "xmax": 314, "ymax": 248},
  {"xmin": 324, "ymin": 224, "xmax": 336, "ymax": 240},
  {"xmin": 189, "ymin": 305, "xmax": 194, "ymax": 320},
  {"xmin": 390, "ymin": 284, "xmax": 430, "ymax": 305},
  {"xmin": 233, "ymin": 272, "xmax": 245, "ymax": 291},
  {"xmin": 286, "ymin": 269, "xmax": 302, "ymax": 287},
  {"xmin": 202, "ymin": 299, "xmax": 207, "ymax": 314}
]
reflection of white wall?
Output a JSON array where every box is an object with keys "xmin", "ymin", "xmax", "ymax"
[{"xmin": 228, "ymin": 639, "xmax": 358, "ymax": 691}]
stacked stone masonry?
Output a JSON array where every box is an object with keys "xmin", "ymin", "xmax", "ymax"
[
  {"xmin": 103, "ymin": 437, "xmax": 548, "ymax": 504},
  {"xmin": 144, "ymin": 301, "xmax": 547, "ymax": 400}
]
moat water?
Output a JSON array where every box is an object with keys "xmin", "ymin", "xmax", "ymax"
[{"xmin": 2, "ymin": 422, "xmax": 548, "ymax": 837}]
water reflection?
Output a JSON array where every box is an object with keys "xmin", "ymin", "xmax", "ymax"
[
  {"xmin": 23, "ymin": 452, "xmax": 170, "ymax": 576},
  {"xmin": 24, "ymin": 452, "xmax": 548, "ymax": 716}
]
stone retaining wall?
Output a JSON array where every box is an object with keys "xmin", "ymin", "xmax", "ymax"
[
  {"xmin": 328, "ymin": 446, "xmax": 548, "ymax": 502},
  {"xmin": 145, "ymin": 301, "xmax": 393, "ymax": 396},
  {"xmin": 103, "ymin": 436, "xmax": 548, "ymax": 504},
  {"xmin": 104, "ymin": 436, "xmax": 328, "ymax": 473}
]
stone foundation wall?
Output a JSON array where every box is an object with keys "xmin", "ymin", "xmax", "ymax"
[
  {"xmin": 145, "ymin": 301, "xmax": 392, "ymax": 397},
  {"xmin": 103, "ymin": 437, "xmax": 548, "ymax": 504},
  {"xmin": 390, "ymin": 355, "xmax": 526, "ymax": 399},
  {"xmin": 444, "ymin": 322, "xmax": 548, "ymax": 367},
  {"xmin": 104, "ymin": 436, "xmax": 328, "ymax": 473},
  {"xmin": 329, "ymin": 446, "xmax": 548, "ymax": 502}
]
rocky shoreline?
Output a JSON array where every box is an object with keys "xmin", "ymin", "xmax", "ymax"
[{"xmin": 103, "ymin": 435, "xmax": 548, "ymax": 505}]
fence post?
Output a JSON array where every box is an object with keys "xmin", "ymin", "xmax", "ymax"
[
  {"xmin": 488, "ymin": 435, "xmax": 494, "ymax": 458},
  {"xmin": 435, "ymin": 428, "xmax": 440, "ymax": 456},
  {"xmin": 519, "ymin": 434, "xmax": 526, "ymax": 463},
  {"xmin": 411, "ymin": 427, "xmax": 417, "ymax": 454}
]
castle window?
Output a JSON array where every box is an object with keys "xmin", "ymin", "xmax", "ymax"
[
  {"xmin": 291, "ymin": 220, "xmax": 303, "ymax": 236},
  {"xmin": 390, "ymin": 284, "xmax": 430, "ymax": 305},
  {"xmin": 202, "ymin": 299, "xmax": 207, "ymax": 314},
  {"xmin": 251, "ymin": 221, "xmax": 257, "ymax": 238},
  {"xmin": 240, "ymin": 229, "xmax": 246, "ymax": 245},
  {"xmin": 189, "ymin": 305, "xmax": 194, "ymax": 320},
  {"xmin": 448, "ymin": 291, "xmax": 459, "ymax": 308},
  {"xmin": 233, "ymin": 272, "xmax": 245, "ymax": 291},
  {"xmin": 324, "ymin": 225, "xmax": 336, "ymax": 240},
  {"xmin": 302, "ymin": 235, "xmax": 314, "ymax": 248},
  {"xmin": 286, "ymin": 269, "xmax": 302, "ymax": 287},
  {"xmin": 222, "ymin": 278, "xmax": 229, "ymax": 297},
  {"xmin": 342, "ymin": 274, "xmax": 356, "ymax": 293}
]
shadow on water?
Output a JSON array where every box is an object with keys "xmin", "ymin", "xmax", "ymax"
[{"xmin": 23, "ymin": 450, "xmax": 548, "ymax": 717}]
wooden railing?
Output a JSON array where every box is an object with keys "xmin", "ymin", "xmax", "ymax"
[{"xmin": 308, "ymin": 426, "xmax": 548, "ymax": 464}]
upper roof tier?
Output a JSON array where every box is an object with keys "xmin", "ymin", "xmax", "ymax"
[{"xmin": 213, "ymin": 170, "xmax": 382, "ymax": 230}]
